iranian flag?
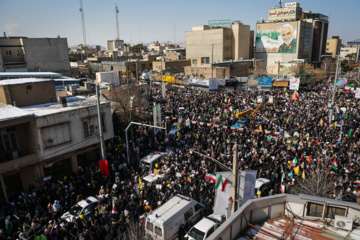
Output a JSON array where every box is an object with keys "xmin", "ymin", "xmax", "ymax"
[
  {"xmin": 231, "ymin": 127, "xmax": 236, "ymax": 130},
  {"xmin": 275, "ymin": 132, "xmax": 280, "ymax": 135},
  {"xmin": 206, "ymin": 173, "xmax": 217, "ymax": 183},
  {"xmin": 166, "ymin": 168, "xmax": 171, "ymax": 173},
  {"xmin": 292, "ymin": 90, "xmax": 299, "ymax": 100},
  {"xmin": 44, "ymin": 176, "xmax": 52, "ymax": 182},
  {"xmin": 291, "ymin": 157, "xmax": 298, "ymax": 167},
  {"xmin": 255, "ymin": 130, "xmax": 261, "ymax": 133},
  {"xmin": 345, "ymin": 84, "xmax": 355, "ymax": 93},
  {"xmin": 207, "ymin": 123, "xmax": 212, "ymax": 127},
  {"xmin": 201, "ymin": 160, "xmax": 206, "ymax": 165},
  {"xmin": 332, "ymin": 158, "xmax": 338, "ymax": 171},
  {"xmin": 222, "ymin": 126, "xmax": 228, "ymax": 130},
  {"xmin": 163, "ymin": 164, "xmax": 168, "ymax": 170},
  {"xmin": 214, "ymin": 124, "xmax": 220, "ymax": 128},
  {"xmin": 265, "ymin": 130, "xmax": 271, "ymax": 135},
  {"xmin": 238, "ymin": 128, "xmax": 244, "ymax": 132},
  {"xmin": 112, "ymin": 196, "xmax": 116, "ymax": 213},
  {"xmin": 216, "ymin": 175, "xmax": 223, "ymax": 189},
  {"xmin": 291, "ymin": 146, "xmax": 296, "ymax": 152},
  {"xmin": 199, "ymin": 122, "xmax": 204, "ymax": 126},
  {"xmin": 191, "ymin": 121, "xmax": 197, "ymax": 125},
  {"xmin": 335, "ymin": 107, "xmax": 340, "ymax": 114},
  {"xmin": 172, "ymin": 117, "xmax": 177, "ymax": 120},
  {"xmin": 280, "ymin": 172, "xmax": 285, "ymax": 193}
]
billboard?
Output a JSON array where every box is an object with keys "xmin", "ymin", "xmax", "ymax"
[
  {"xmin": 258, "ymin": 77, "xmax": 273, "ymax": 86},
  {"xmin": 209, "ymin": 19, "xmax": 231, "ymax": 28},
  {"xmin": 256, "ymin": 22, "xmax": 298, "ymax": 53}
]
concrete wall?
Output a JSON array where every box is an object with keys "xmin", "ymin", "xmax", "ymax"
[
  {"xmin": 256, "ymin": 52, "xmax": 297, "ymax": 75},
  {"xmin": 2, "ymin": 81, "xmax": 57, "ymax": 107},
  {"xmin": 96, "ymin": 71, "xmax": 121, "ymax": 86},
  {"xmin": 34, "ymin": 102, "xmax": 114, "ymax": 161},
  {"xmin": 232, "ymin": 23, "xmax": 250, "ymax": 60},
  {"xmin": 184, "ymin": 66, "xmax": 230, "ymax": 79},
  {"xmin": 21, "ymin": 38, "xmax": 71, "ymax": 76},
  {"xmin": 153, "ymin": 60, "xmax": 191, "ymax": 74},
  {"xmin": 186, "ymin": 28, "xmax": 229, "ymax": 62}
]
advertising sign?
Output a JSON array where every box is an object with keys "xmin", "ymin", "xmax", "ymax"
[
  {"xmin": 285, "ymin": 2, "xmax": 300, "ymax": 8},
  {"xmin": 208, "ymin": 19, "xmax": 231, "ymax": 28},
  {"xmin": 268, "ymin": 7, "xmax": 299, "ymax": 19},
  {"xmin": 256, "ymin": 22, "xmax": 298, "ymax": 53},
  {"xmin": 209, "ymin": 78, "xmax": 219, "ymax": 91},
  {"xmin": 289, "ymin": 76, "xmax": 300, "ymax": 90},
  {"xmin": 258, "ymin": 77, "xmax": 273, "ymax": 86}
]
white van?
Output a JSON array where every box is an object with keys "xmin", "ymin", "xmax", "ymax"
[
  {"xmin": 145, "ymin": 194, "xmax": 205, "ymax": 240},
  {"xmin": 140, "ymin": 152, "xmax": 166, "ymax": 171}
]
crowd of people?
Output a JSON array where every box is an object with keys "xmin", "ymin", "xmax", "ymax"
[{"xmin": 1, "ymin": 79, "xmax": 360, "ymax": 239}]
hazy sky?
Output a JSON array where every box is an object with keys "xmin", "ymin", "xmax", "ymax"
[{"xmin": 0, "ymin": 0, "xmax": 358, "ymax": 47}]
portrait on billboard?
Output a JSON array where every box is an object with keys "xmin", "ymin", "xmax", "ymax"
[{"xmin": 256, "ymin": 22, "xmax": 298, "ymax": 53}]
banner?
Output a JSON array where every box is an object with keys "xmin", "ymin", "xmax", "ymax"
[
  {"xmin": 258, "ymin": 77, "xmax": 273, "ymax": 86},
  {"xmin": 289, "ymin": 76, "xmax": 300, "ymax": 90},
  {"xmin": 161, "ymin": 83, "xmax": 166, "ymax": 99},
  {"xmin": 209, "ymin": 78, "xmax": 219, "ymax": 91},
  {"xmin": 238, "ymin": 171, "xmax": 257, "ymax": 206},
  {"xmin": 355, "ymin": 88, "xmax": 360, "ymax": 99},
  {"xmin": 99, "ymin": 160, "xmax": 110, "ymax": 177}
]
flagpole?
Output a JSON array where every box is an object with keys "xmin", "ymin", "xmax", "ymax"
[
  {"xmin": 96, "ymin": 84, "xmax": 106, "ymax": 160},
  {"xmin": 231, "ymin": 144, "xmax": 238, "ymax": 215}
]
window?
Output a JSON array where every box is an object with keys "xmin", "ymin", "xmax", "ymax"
[
  {"xmin": 174, "ymin": 66, "xmax": 178, "ymax": 70},
  {"xmin": 41, "ymin": 122, "xmax": 72, "ymax": 148},
  {"xmin": 146, "ymin": 222, "xmax": 153, "ymax": 232},
  {"xmin": 206, "ymin": 226, "xmax": 215, "ymax": 238},
  {"xmin": 307, "ymin": 202, "xmax": 324, "ymax": 217},
  {"xmin": 195, "ymin": 204, "xmax": 203, "ymax": 212},
  {"xmin": 155, "ymin": 226, "xmax": 162, "ymax": 236},
  {"xmin": 83, "ymin": 120, "xmax": 96, "ymax": 137},
  {"xmin": 0, "ymin": 127, "xmax": 19, "ymax": 162},
  {"xmin": 192, "ymin": 59, "xmax": 198, "ymax": 65},
  {"xmin": 167, "ymin": 66, "xmax": 171, "ymax": 70},
  {"xmin": 17, "ymin": 50, "xmax": 20, "ymax": 56},
  {"xmin": 184, "ymin": 207, "xmax": 194, "ymax": 221},
  {"xmin": 4, "ymin": 50, "xmax": 12, "ymax": 56},
  {"xmin": 327, "ymin": 206, "xmax": 346, "ymax": 219},
  {"xmin": 326, "ymin": 48, "xmax": 329, "ymax": 51},
  {"xmin": 244, "ymin": 66, "xmax": 248, "ymax": 71},
  {"xmin": 239, "ymin": 67, "xmax": 243, "ymax": 71}
]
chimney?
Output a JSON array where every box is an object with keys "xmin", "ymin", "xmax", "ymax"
[{"xmin": 59, "ymin": 96, "xmax": 68, "ymax": 108}]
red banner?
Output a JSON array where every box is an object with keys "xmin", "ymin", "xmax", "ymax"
[{"xmin": 99, "ymin": 160, "xmax": 110, "ymax": 177}]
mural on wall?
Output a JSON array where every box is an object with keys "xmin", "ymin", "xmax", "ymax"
[{"xmin": 256, "ymin": 22, "xmax": 298, "ymax": 54}]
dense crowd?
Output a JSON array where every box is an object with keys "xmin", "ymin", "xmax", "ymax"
[{"xmin": 1, "ymin": 80, "xmax": 360, "ymax": 239}]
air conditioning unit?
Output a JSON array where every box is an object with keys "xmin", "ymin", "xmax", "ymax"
[{"xmin": 334, "ymin": 215, "xmax": 353, "ymax": 231}]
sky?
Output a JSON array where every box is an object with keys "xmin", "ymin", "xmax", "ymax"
[{"xmin": 0, "ymin": 0, "xmax": 359, "ymax": 48}]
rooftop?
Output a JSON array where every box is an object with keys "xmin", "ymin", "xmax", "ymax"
[
  {"xmin": 0, "ymin": 103, "xmax": 33, "ymax": 121},
  {"xmin": 20, "ymin": 96, "xmax": 108, "ymax": 117},
  {"xmin": 0, "ymin": 78, "xmax": 53, "ymax": 86}
]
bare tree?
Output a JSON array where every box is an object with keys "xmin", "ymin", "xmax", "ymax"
[
  {"xmin": 321, "ymin": 58, "xmax": 337, "ymax": 75},
  {"xmin": 292, "ymin": 167, "xmax": 335, "ymax": 198},
  {"xmin": 102, "ymin": 85, "xmax": 149, "ymax": 126},
  {"xmin": 249, "ymin": 64, "xmax": 267, "ymax": 79}
]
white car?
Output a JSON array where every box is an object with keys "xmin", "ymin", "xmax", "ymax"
[
  {"xmin": 184, "ymin": 215, "xmax": 224, "ymax": 240},
  {"xmin": 61, "ymin": 196, "xmax": 99, "ymax": 222}
]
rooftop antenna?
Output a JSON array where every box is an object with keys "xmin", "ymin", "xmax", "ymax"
[
  {"xmin": 279, "ymin": 0, "xmax": 283, "ymax": 8},
  {"xmin": 115, "ymin": 4, "xmax": 120, "ymax": 40},
  {"xmin": 79, "ymin": 0, "xmax": 87, "ymax": 46}
]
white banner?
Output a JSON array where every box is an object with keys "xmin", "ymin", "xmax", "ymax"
[
  {"xmin": 289, "ymin": 76, "xmax": 300, "ymax": 90},
  {"xmin": 162, "ymin": 83, "xmax": 166, "ymax": 99},
  {"xmin": 209, "ymin": 78, "xmax": 219, "ymax": 91},
  {"xmin": 355, "ymin": 88, "xmax": 360, "ymax": 99},
  {"xmin": 238, "ymin": 171, "xmax": 257, "ymax": 206}
]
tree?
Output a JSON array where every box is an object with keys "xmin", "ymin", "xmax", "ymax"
[
  {"xmin": 249, "ymin": 63, "xmax": 267, "ymax": 79},
  {"xmin": 292, "ymin": 167, "xmax": 335, "ymax": 198},
  {"xmin": 321, "ymin": 57, "xmax": 337, "ymax": 76},
  {"xmin": 102, "ymin": 85, "xmax": 149, "ymax": 126}
]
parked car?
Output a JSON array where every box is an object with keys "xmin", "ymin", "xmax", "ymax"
[
  {"xmin": 184, "ymin": 214, "xmax": 225, "ymax": 240},
  {"xmin": 61, "ymin": 196, "xmax": 99, "ymax": 222}
]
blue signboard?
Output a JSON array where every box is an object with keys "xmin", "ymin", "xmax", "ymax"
[
  {"xmin": 258, "ymin": 77, "xmax": 273, "ymax": 87},
  {"xmin": 347, "ymin": 42, "xmax": 360, "ymax": 45}
]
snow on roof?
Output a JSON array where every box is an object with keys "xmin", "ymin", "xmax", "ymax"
[
  {"xmin": 0, "ymin": 103, "xmax": 33, "ymax": 121},
  {"xmin": 20, "ymin": 96, "xmax": 109, "ymax": 117},
  {"xmin": 0, "ymin": 78, "xmax": 53, "ymax": 86},
  {"xmin": 0, "ymin": 72, "xmax": 62, "ymax": 77}
]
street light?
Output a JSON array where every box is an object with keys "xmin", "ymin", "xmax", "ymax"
[{"xmin": 321, "ymin": 54, "xmax": 340, "ymax": 123}]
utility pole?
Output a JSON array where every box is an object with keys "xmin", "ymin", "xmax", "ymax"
[
  {"xmin": 322, "ymin": 55, "xmax": 340, "ymax": 123},
  {"xmin": 96, "ymin": 84, "xmax": 106, "ymax": 160},
  {"xmin": 211, "ymin": 44, "xmax": 214, "ymax": 79},
  {"xmin": 231, "ymin": 144, "xmax": 238, "ymax": 215},
  {"xmin": 136, "ymin": 62, "xmax": 139, "ymax": 83},
  {"xmin": 115, "ymin": 4, "xmax": 120, "ymax": 40}
]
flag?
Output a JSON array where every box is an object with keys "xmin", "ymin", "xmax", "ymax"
[
  {"xmin": 43, "ymin": 176, "xmax": 52, "ymax": 182},
  {"xmin": 291, "ymin": 157, "xmax": 298, "ymax": 167},
  {"xmin": 294, "ymin": 166, "xmax": 300, "ymax": 176},
  {"xmin": 221, "ymin": 178, "xmax": 229, "ymax": 192},
  {"xmin": 275, "ymin": 132, "xmax": 280, "ymax": 135},
  {"xmin": 291, "ymin": 146, "xmax": 296, "ymax": 152},
  {"xmin": 302, "ymin": 170, "xmax": 305, "ymax": 182},
  {"xmin": 216, "ymin": 175, "xmax": 223, "ymax": 189},
  {"xmin": 281, "ymin": 172, "xmax": 285, "ymax": 193},
  {"xmin": 214, "ymin": 124, "xmax": 220, "ymax": 128},
  {"xmin": 199, "ymin": 122, "xmax": 204, "ymax": 126},
  {"xmin": 265, "ymin": 130, "xmax": 270, "ymax": 135},
  {"xmin": 222, "ymin": 126, "xmax": 228, "ymax": 130},
  {"xmin": 259, "ymin": 125, "xmax": 263, "ymax": 134},
  {"xmin": 292, "ymin": 91, "xmax": 299, "ymax": 100},
  {"xmin": 99, "ymin": 160, "xmax": 110, "ymax": 177},
  {"xmin": 112, "ymin": 196, "xmax": 116, "ymax": 213},
  {"xmin": 349, "ymin": 130, "xmax": 352, "ymax": 137},
  {"xmin": 238, "ymin": 128, "xmax": 244, "ymax": 132},
  {"xmin": 139, "ymin": 178, "xmax": 143, "ymax": 190},
  {"xmin": 206, "ymin": 173, "xmax": 217, "ymax": 183},
  {"xmin": 191, "ymin": 121, "xmax": 197, "ymax": 125},
  {"xmin": 319, "ymin": 119, "xmax": 323, "ymax": 126},
  {"xmin": 332, "ymin": 158, "xmax": 338, "ymax": 171},
  {"xmin": 207, "ymin": 123, "xmax": 212, "ymax": 127},
  {"xmin": 335, "ymin": 107, "xmax": 340, "ymax": 114}
]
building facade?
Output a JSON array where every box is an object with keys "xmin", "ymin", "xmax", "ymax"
[
  {"xmin": 326, "ymin": 36, "xmax": 342, "ymax": 56},
  {"xmin": 152, "ymin": 59, "xmax": 191, "ymax": 74},
  {"xmin": 255, "ymin": 3, "xmax": 329, "ymax": 74},
  {"xmin": 0, "ymin": 37, "xmax": 71, "ymax": 75}
]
